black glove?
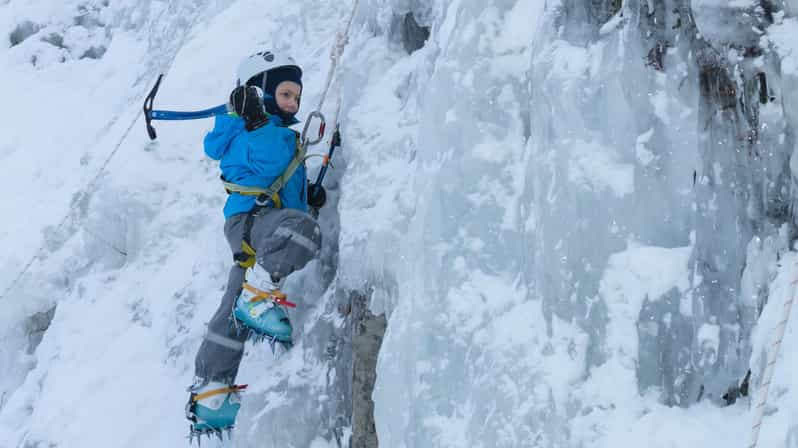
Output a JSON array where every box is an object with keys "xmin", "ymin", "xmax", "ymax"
[
  {"xmin": 307, "ymin": 182, "xmax": 326, "ymax": 209},
  {"xmin": 230, "ymin": 85, "xmax": 269, "ymax": 131}
]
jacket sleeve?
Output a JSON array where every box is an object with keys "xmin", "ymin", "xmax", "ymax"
[
  {"xmin": 203, "ymin": 114, "xmax": 245, "ymax": 160},
  {"xmin": 246, "ymin": 126, "xmax": 297, "ymax": 179}
]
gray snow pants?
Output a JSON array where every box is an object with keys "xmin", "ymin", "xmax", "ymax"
[{"xmin": 194, "ymin": 207, "xmax": 321, "ymax": 383}]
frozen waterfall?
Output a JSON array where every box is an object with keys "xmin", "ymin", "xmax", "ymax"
[{"xmin": 1, "ymin": 0, "xmax": 798, "ymax": 447}]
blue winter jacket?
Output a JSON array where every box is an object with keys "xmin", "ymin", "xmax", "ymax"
[{"xmin": 204, "ymin": 113, "xmax": 307, "ymax": 218}]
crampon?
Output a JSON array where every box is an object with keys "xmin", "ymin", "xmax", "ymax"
[
  {"xmin": 185, "ymin": 384, "xmax": 247, "ymax": 445},
  {"xmin": 188, "ymin": 426, "xmax": 233, "ymax": 446}
]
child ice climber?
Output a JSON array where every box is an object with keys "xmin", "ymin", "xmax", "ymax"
[{"xmin": 185, "ymin": 50, "xmax": 326, "ymax": 436}]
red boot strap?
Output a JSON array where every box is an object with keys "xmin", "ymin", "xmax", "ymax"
[
  {"xmin": 192, "ymin": 384, "xmax": 248, "ymax": 402},
  {"xmin": 243, "ymin": 284, "xmax": 297, "ymax": 308}
]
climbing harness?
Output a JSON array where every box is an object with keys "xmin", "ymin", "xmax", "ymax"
[
  {"xmin": 227, "ymin": 0, "xmax": 358, "ymax": 289},
  {"xmin": 748, "ymin": 260, "xmax": 796, "ymax": 448},
  {"xmin": 223, "ymin": 0, "xmax": 359, "ymax": 352},
  {"xmin": 229, "ymin": 111, "xmax": 327, "ymax": 269}
]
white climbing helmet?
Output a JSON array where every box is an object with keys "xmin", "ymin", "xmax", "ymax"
[{"xmin": 236, "ymin": 50, "xmax": 302, "ymax": 87}]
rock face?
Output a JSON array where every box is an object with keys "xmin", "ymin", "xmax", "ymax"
[
  {"xmin": 351, "ymin": 291, "xmax": 387, "ymax": 448},
  {"xmin": 25, "ymin": 306, "xmax": 56, "ymax": 355}
]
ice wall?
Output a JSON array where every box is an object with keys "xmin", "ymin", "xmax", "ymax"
[
  {"xmin": 343, "ymin": 0, "xmax": 592, "ymax": 445},
  {"xmin": 340, "ymin": 0, "xmax": 798, "ymax": 446}
]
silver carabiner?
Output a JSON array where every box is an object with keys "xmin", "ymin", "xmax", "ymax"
[{"xmin": 300, "ymin": 110, "xmax": 326, "ymax": 147}]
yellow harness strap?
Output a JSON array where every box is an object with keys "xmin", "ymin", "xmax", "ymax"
[
  {"xmin": 225, "ymin": 131, "xmax": 305, "ymax": 269},
  {"xmin": 222, "ymin": 181, "xmax": 283, "ymax": 209},
  {"xmin": 236, "ymin": 240, "xmax": 258, "ymax": 269},
  {"xmin": 221, "ymin": 131, "xmax": 304, "ymax": 212}
]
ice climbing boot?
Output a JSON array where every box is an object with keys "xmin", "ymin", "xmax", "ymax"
[
  {"xmin": 233, "ymin": 281, "xmax": 294, "ymax": 345},
  {"xmin": 186, "ymin": 382, "xmax": 246, "ymax": 442}
]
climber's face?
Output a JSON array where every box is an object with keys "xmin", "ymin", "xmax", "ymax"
[{"xmin": 275, "ymin": 81, "xmax": 301, "ymax": 115}]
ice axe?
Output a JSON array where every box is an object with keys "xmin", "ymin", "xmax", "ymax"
[
  {"xmin": 142, "ymin": 75, "xmax": 329, "ymax": 144},
  {"xmin": 142, "ymin": 74, "xmax": 341, "ymax": 188},
  {"xmin": 143, "ymin": 74, "xmax": 229, "ymax": 140},
  {"xmin": 314, "ymin": 123, "xmax": 341, "ymax": 187}
]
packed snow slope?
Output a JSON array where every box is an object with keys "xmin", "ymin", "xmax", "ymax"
[{"xmin": 2, "ymin": 0, "xmax": 798, "ymax": 447}]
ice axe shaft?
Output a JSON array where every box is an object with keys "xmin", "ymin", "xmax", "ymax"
[
  {"xmin": 143, "ymin": 74, "xmax": 228, "ymax": 140},
  {"xmin": 314, "ymin": 124, "xmax": 341, "ymax": 187}
]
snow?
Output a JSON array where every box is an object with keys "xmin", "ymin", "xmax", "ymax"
[
  {"xmin": 691, "ymin": 0, "xmax": 762, "ymax": 44},
  {"xmin": 697, "ymin": 323, "xmax": 720, "ymax": 359},
  {"xmin": 598, "ymin": 11, "xmax": 624, "ymax": 37},
  {"xmin": 771, "ymin": 19, "xmax": 798, "ymax": 75},
  {"xmin": 600, "ymin": 244, "xmax": 692, "ymax": 358},
  {"xmin": 567, "ymin": 140, "xmax": 635, "ymax": 197},
  {"xmin": 635, "ymin": 128, "xmax": 656, "ymax": 166},
  {"xmin": 2, "ymin": 0, "xmax": 798, "ymax": 447}
]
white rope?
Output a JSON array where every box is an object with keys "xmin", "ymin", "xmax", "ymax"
[
  {"xmin": 748, "ymin": 260, "xmax": 797, "ymax": 448},
  {"xmin": 315, "ymin": 0, "xmax": 360, "ymax": 118}
]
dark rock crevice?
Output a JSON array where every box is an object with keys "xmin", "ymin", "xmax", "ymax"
[
  {"xmin": 345, "ymin": 289, "xmax": 387, "ymax": 448},
  {"xmin": 9, "ymin": 21, "xmax": 41, "ymax": 47},
  {"xmin": 25, "ymin": 306, "xmax": 56, "ymax": 355},
  {"xmin": 400, "ymin": 12, "xmax": 429, "ymax": 54}
]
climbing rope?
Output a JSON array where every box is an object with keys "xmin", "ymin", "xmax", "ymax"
[
  {"xmin": 748, "ymin": 259, "xmax": 797, "ymax": 448},
  {"xmin": 316, "ymin": 0, "xmax": 360, "ymax": 124},
  {"xmin": 0, "ymin": 9, "xmax": 205, "ymax": 301}
]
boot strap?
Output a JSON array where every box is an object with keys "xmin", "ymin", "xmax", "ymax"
[
  {"xmin": 192, "ymin": 384, "xmax": 248, "ymax": 402},
  {"xmin": 242, "ymin": 283, "xmax": 297, "ymax": 308}
]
